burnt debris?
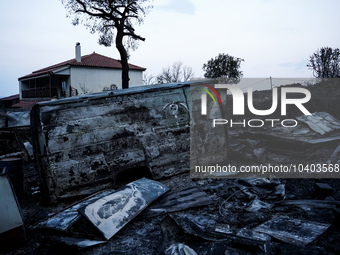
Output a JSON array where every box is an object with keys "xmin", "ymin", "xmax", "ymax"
[{"xmin": 1, "ymin": 81, "xmax": 340, "ymax": 254}]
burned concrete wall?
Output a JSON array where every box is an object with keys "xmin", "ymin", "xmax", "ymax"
[{"xmin": 31, "ymin": 83, "xmax": 191, "ymax": 202}]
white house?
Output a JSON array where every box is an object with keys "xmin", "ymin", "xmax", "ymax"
[{"xmin": 18, "ymin": 43, "xmax": 146, "ymax": 100}]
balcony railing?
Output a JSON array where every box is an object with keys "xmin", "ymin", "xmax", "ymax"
[{"xmin": 22, "ymin": 88, "xmax": 58, "ymax": 99}]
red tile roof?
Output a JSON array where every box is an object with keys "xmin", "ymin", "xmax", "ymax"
[
  {"xmin": 19, "ymin": 52, "xmax": 146, "ymax": 80},
  {"xmin": 11, "ymin": 100, "xmax": 40, "ymax": 110}
]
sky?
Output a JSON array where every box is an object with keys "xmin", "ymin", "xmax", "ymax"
[{"xmin": 0, "ymin": 0, "xmax": 339, "ymax": 97}]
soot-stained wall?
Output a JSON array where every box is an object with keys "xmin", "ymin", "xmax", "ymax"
[{"xmin": 31, "ymin": 83, "xmax": 192, "ymax": 202}]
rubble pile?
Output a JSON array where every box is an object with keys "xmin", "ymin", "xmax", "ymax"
[
  {"xmin": 14, "ymin": 116, "xmax": 340, "ymax": 254},
  {"xmin": 10, "ymin": 170, "xmax": 340, "ymax": 255},
  {"xmin": 1, "ymin": 81, "xmax": 339, "ymax": 254}
]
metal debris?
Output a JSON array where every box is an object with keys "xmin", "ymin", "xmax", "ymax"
[
  {"xmin": 169, "ymin": 214, "xmax": 270, "ymax": 254},
  {"xmin": 0, "ymin": 169, "xmax": 26, "ymax": 253},
  {"xmin": 329, "ymin": 144, "xmax": 340, "ymax": 163},
  {"xmin": 214, "ymin": 223, "xmax": 233, "ymax": 234},
  {"xmin": 40, "ymin": 190, "xmax": 114, "ymax": 231},
  {"xmin": 52, "ymin": 236, "xmax": 107, "ymax": 249},
  {"xmin": 315, "ymin": 182, "xmax": 334, "ymax": 198},
  {"xmin": 297, "ymin": 112, "xmax": 340, "ymax": 135},
  {"xmin": 7, "ymin": 111, "xmax": 30, "ymax": 127},
  {"xmin": 237, "ymin": 228, "xmax": 271, "ymax": 242},
  {"xmin": 246, "ymin": 198, "xmax": 272, "ymax": 213},
  {"xmin": 253, "ymin": 216, "xmax": 330, "ymax": 246},
  {"xmin": 143, "ymin": 186, "xmax": 213, "ymax": 218},
  {"xmin": 78, "ymin": 178, "xmax": 169, "ymax": 240},
  {"xmin": 276, "ymin": 199, "xmax": 339, "ymax": 210},
  {"xmin": 165, "ymin": 243, "xmax": 198, "ymax": 255},
  {"xmin": 30, "ymin": 82, "xmax": 194, "ymax": 201},
  {"xmin": 307, "ymin": 135, "xmax": 340, "ymax": 144}
]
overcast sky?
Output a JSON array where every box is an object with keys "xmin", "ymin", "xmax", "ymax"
[{"xmin": 1, "ymin": 0, "xmax": 339, "ymax": 97}]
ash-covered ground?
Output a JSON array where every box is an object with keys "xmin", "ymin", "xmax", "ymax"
[{"xmin": 9, "ymin": 127, "xmax": 340, "ymax": 255}]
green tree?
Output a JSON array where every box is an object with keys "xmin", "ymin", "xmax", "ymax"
[
  {"xmin": 203, "ymin": 53, "xmax": 244, "ymax": 83},
  {"xmin": 62, "ymin": 0, "xmax": 153, "ymax": 89},
  {"xmin": 307, "ymin": 47, "xmax": 340, "ymax": 78}
]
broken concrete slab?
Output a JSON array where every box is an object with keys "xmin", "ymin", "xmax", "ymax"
[
  {"xmin": 78, "ymin": 178, "xmax": 169, "ymax": 240},
  {"xmin": 253, "ymin": 216, "xmax": 330, "ymax": 246}
]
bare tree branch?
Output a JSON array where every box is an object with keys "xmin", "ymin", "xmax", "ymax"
[
  {"xmin": 183, "ymin": 66, "xmax": 194, "ymax": 81},
  {"xmin": 156, "ymin": 61, "xmax": 194, "ymax": 84}
]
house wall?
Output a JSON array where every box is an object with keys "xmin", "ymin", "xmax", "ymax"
[
  {"xmin": 19, "ymin": 81, "xmax": 24, "ymax": 99},
  {"xmin": 70, "ymin": 67, "xmax": 143, "ymax": 94},
  {"xmin": 129, "ymin": 70, "xmax": 145, "ymax": 88}
]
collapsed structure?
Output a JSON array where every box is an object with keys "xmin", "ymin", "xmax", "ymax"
[{"xmin": 31, "ymin": 83, "xmax": 193, "ymax": 202}]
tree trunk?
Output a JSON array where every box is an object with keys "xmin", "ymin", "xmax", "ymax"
[{"xmin": 116, "ymin": 31, "xmax": 130, "ymax": 89}]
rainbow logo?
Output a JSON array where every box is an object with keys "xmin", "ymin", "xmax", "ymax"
[{"xmin": 199, "ymin": 84, "xmax": 223, "ymax": 106}]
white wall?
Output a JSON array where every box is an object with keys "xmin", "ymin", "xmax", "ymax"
[
  {"xmin": 19, "ymin": 81, "xmax": 24, "ymax": 99},
  {"xmin": 129, "ymin": 70, "xmax": 145, "ymax": 88},
  {"xmin": 70, "ymin": 67, "xmax": 143, "ymax": 95}
]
